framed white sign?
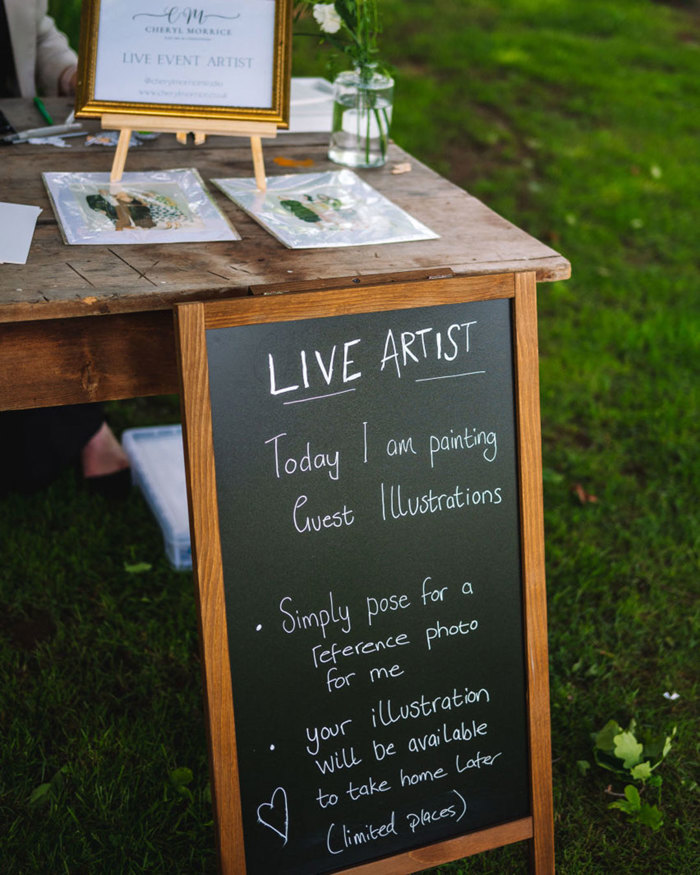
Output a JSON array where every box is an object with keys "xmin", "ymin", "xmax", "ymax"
[{"xmin": 75, "ymin": 1, "xmax": 291, "ymax": 124}]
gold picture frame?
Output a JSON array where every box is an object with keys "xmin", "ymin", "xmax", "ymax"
[{"xmin": 75, "ymin": 0, "xmax": 292, "ymax": 125}]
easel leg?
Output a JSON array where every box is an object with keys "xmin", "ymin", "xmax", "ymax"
[
  {"xmin": 176, "ymin": 131, "xmax": 207, "ymax": 145},
  {"xmin": 515, "ymin": 270, "xmax": 555, "ymax": 875},
  {"xmin": 110, "ymin": 128, "xmax": 132, "ymax": 183},
  {"xmin": 250, "ymin": 135, "xmax": 266, "ymax": 191}
]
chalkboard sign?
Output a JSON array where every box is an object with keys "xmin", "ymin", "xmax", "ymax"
[{"xmin": 176, "ymin": 273, "xmax": 554, "ymax": 874}]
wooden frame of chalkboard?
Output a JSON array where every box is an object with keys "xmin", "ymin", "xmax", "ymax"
[{"xmin": 175, "ymin": 271, "xmax": 554, "ymax": 874}]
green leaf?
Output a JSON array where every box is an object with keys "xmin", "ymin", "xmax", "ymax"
[
  {"xmin": 280, "ymin": 200, "xmax": 322, "ymax": 223},
  {"xmin": 661, "ymin": 727, "xmax": 677, "ymax": 760},
  {"xmin": 609, "ymin": 799, "xmax": 636, "ymax": 815},
  {"xmin": 577, "ymin": 760, "xmax": 591, "ymax": 776},
  {"xmin": 638, "ymin": 802, "xmax": 664, "ymax": 831},
  {"xmin": 334, "ymin": 0, "xmax": 359, "ymax": 32},
  {"xmin": 623, "ymin": 784, "xmax": 641, "ymax": 807},
  {"xmin": 642, "ymin": 725, "xmax": 675, "ymax": 764},
  {"xmin": 631, "ymin": 761, "xmax": 652, "ymax": 782},
  {"xmin": 609, "ymin": 785, "xmax": 664, "ymax": 830},
  {"xmin": 28, "ymin": 782, "xmax": 52, "ymax": 807},
  {"xmin": 593, "ymin": 719, "xmax": 621, "ymax": 753},
  {"xmin": 613, "ymin": 731, "xmax": 644, "ymax": 769},
  {"xmin": 593, "ymin": 746, "xmax": 627, "ymax": 775},
  {"xmin": 609, "ymin": 784, "xmax": 642, "ymax": 815},
  {"xmin": 169, "ymin": 767, "xmax": 193, "ymax": 788},
  {"xmin": 124, "ymin": 561, "xmax": 152, "ymax": 574}
]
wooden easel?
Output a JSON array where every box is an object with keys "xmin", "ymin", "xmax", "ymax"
[{"xmin": 101, "ymin": 113, "xmax": 278, "ymax": 190}]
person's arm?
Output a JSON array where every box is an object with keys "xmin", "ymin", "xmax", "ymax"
[{"xmin": 34, "ymin": 0, "xmax": 77, "ymax": 95}]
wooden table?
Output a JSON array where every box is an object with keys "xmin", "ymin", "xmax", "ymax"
[{"xmin": 0, "ymin": 98, "xmax": 570, "ymax": 412}]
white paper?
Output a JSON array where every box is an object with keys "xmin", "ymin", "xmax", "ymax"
[
  {"xmin": 213, "ymin": 170, "xmax": 439, "ymax": 249},
  {"xmin": 0, "ymin": 202, "xmax": 42, "ymax": 263},
  {"xmin": 43, "ymin": 169, "xmax": 239, "ymax": 245},
  {"xmin": 93, "ymin": 0, "xmax": 276, "ymax": 109},
  {"xmin": 285, "ymin": 77, "xmax": 333, "ymax": 133},
  {"xmin": 289, "ymin": 77, "xmax": 333, "ymax": 106}
]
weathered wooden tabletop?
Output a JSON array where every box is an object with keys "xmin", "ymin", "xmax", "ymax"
[
  {"xmin": 0, "ymin": 98, "xmax": 569, "ymax": 325},
  {"xmin": 0, "ymin": 98, "xmax": 569, "ymax": 410}
]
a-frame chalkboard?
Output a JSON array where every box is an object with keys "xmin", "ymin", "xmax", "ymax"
[{"xmin": 175, "ymin": 272, "xmax": 554, "ymax": 874}]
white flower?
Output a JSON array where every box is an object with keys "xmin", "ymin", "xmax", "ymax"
[{"xmin": 313, "ymin": 3, "xmax": 342, "ymax": 34}]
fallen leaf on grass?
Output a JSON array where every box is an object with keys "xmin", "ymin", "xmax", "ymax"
[
  {"xmin": 169, "ymin": 766, "xmax": 194, "ymax": 787},
  {"xmin": 571, "ymin": 483, "xmax": 599, "ymax": 504},
  {"xmin": 273, "ymin": 156, "xmax": 314, "ymax": 168},
  {"xmin": 28, "ymin": 782, "xmax": 52, "ymax": 807},
  {"xmin": 124, "ymin": 561, "xmax": 152, "ymax": 574},
  {"xmin": 391, "ymin": 162, "xmax": 412, "ymax": 174}
]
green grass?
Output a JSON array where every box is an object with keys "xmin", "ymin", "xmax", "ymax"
[{"xmin": 5, "ymin": 1, "xmax": 698, "ymax": 871}]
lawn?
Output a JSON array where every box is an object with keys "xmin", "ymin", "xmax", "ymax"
[{"xmin": 2, "ymin": 0, "xmax": 698, "ymax": 871}]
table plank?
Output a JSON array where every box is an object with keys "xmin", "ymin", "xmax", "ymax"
[{"xmin": 0, "ymin": 310, "xmax": 179, "ymax": 410}]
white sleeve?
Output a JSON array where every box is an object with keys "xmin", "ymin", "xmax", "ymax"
[{"xmin": 34, "ymin": 0, "xmax": 78, "ymax": 96}]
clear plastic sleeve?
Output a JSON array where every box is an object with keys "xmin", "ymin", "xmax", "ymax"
[
  {"xmin": 213, "ymin": 169, "xmax": 438, "ymax": 249},
  {"xmin": 43, "ymin": 168, "xmax": 239, "ymax": 245}
]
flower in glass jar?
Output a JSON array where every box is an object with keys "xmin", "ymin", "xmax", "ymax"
[
  {"xmin": 313, "ymin": 3, "xmax": 342, "ymax": 34},
  {"xmin": 297, "ymin": 0, "xmax": 384, "ymax": 76}
]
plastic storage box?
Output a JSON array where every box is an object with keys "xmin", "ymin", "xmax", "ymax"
[{"xmin": 122, "ymin": 425, "xmax": 192, "ymax": 570}]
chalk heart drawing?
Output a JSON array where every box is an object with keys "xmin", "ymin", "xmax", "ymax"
[{"xmin": 257, "ymin": 786, "xmax": 289, "ymax": 845}]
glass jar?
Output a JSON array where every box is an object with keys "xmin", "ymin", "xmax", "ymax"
[{"xmin": 328, "ymin": 66, "xmax": 394, "ymax": 169}]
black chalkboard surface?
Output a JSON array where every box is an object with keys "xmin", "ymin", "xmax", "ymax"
[{"xmin": 204, "ymin": 295, "xmax": 529, "ymax": 874}]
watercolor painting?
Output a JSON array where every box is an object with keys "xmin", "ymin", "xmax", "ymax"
[
  {"xmin": 83, "ymin": 184, "xmax": 195, "ymax": 232},
  {"xmin": 212, "ymin": 170, "xmax": 438, "ymax": 248},
  {"xmin": 43, "ymin": 169, "xmax": 239, "ymax": 245}
]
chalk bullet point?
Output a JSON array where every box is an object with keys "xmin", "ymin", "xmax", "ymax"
[
  {"xmin": 270, "ymin": 744, "xmax": 275, "ymax": 751},
  {"xmin": 256, "ymin": 624, "xmax": 262, "ymax": 631}
]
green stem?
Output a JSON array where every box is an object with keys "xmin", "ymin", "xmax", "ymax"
[
  {"xmin": 380, "ymin": 106, "xmax": 390, "ymax": 158},
  {"xmin": 366, "ymin": 102, "xmax": 372, "ymax": 163}
]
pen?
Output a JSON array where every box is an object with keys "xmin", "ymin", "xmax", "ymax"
[
  {"xmin": 0, "ymin": 123, "xmax": 82, "ymax": 143},
  {"xmin": 33, "ymin": 97, "xmax": 54, "ymax": 125}
]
